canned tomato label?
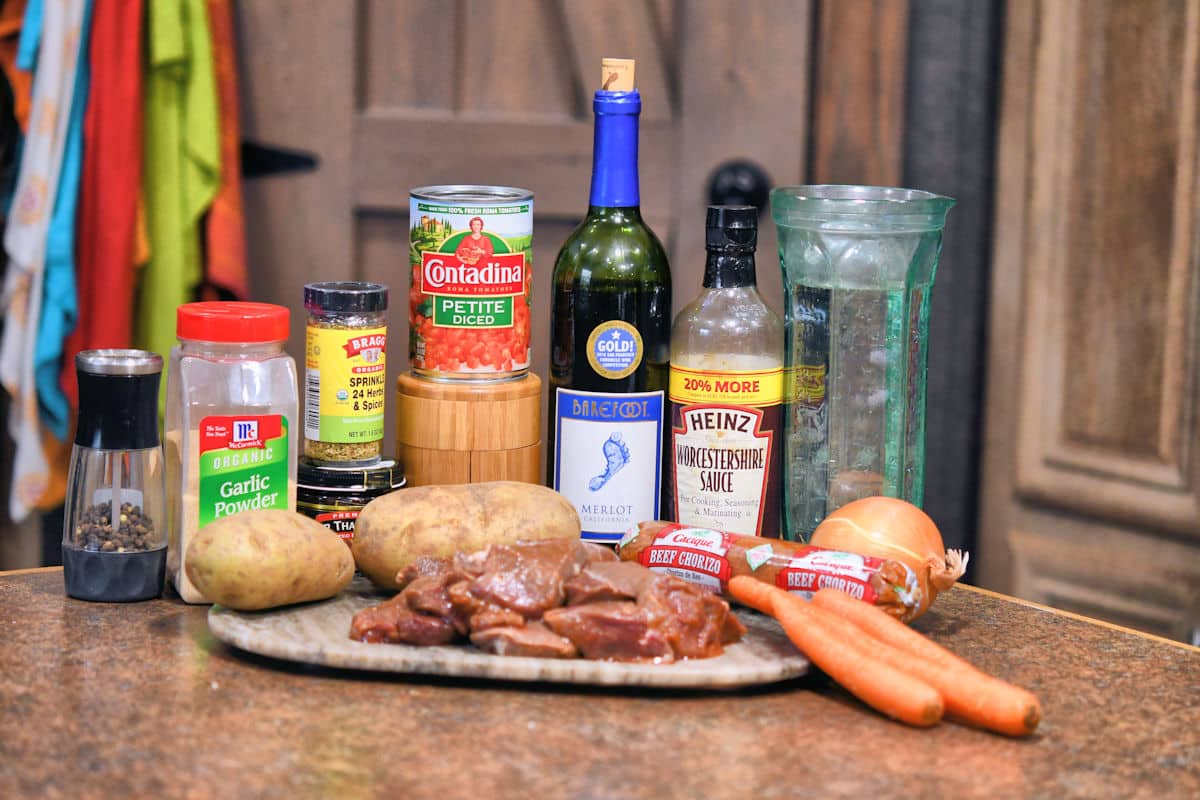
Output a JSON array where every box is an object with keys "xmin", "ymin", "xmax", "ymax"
[{"xmin": 409, "ymin": 186, "xmax": 533, "ymax": 380}]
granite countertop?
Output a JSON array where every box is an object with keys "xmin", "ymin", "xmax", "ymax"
[{"xmin": 1, "ymin": 568, "xmax": 1197, "ymax": 799}]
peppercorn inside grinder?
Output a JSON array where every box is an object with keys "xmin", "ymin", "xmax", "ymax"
[{"xmin": 62, "ymin": 350, "xmax": 167, "ymax": 602}]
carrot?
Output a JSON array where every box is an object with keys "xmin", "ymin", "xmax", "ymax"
[
  {"xmin": 728, "ymin": 577, "xmax": 944, "ymax": 728},
  {"xmin": 812, "ymin": 587, "xmax": 1042, "ymax": 737},
  {"xmin": 726, "ymin": 573, "xmax": 777, "ymax": 615}
]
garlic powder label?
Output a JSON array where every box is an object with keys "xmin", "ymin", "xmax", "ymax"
[{"xmin": 197, "ymin": 415, "xmax": 289, "ymax": 527}]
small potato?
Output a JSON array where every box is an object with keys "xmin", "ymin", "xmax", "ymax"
[
  {"xmin": 185, "ymin": 509, "xmax": 355, "ymax": 610},
  {"xmin": 352, "ymin": 481, "xmax": 581, "ymax": 589}
]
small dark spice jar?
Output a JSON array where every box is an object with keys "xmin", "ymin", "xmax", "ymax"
[
  {"xmin": 297, "ymin": 458, "xmax": 404, "ymax": 546},
  {"xmin": 62, "ymin": 350, "xmax": 167, "ymax": 602}
]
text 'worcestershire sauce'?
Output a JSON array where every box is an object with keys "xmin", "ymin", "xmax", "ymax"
[
  {"xmin": 668, "ymin": 207, "xmax": 784, "ymax": 538},
  {"xmin": 548, "ymin": 59, "xmax": 671, "ymax": 542}
]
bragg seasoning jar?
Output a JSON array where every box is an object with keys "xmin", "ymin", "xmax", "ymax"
[{"xmin": 303, "ymin": 282, "xmax": 389, "ymax": 464}]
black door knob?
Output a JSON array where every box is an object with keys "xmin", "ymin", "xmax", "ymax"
[{"xmin": 707, "ymin": 160, "xmax": 772, "ymax": 213}]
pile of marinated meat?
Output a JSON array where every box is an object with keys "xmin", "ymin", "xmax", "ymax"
[{"xmin": 349, "ymin": 538, "xmax": 746, "ymax": 662}]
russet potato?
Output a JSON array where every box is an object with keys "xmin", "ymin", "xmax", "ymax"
[
  {"xmin": 184, "ymin": 509, "xmax": 355, "ymax": 610},
  {"xmin": 351, "ymin": 481, "xmax": 581, "ymax": 590}
]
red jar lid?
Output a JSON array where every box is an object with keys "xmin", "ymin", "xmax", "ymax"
[{"xmin": 176, "ymin": 302, "xmax": 290, "ymax": 343}]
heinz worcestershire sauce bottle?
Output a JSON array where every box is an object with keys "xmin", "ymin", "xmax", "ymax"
[
  {"xmin": 548, "ymin": 58, "xmax": 671, "ymax": 543},
  {"xmin": 668, "ymin": 206, "xmax": 784, "ymax": 537}
]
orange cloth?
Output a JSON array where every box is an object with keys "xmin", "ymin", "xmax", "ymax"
[
  {"xmin": 0, "ymin": 0, "xmax": 31, "ymax": 132},
  {"xmin": 33, "ymin": 426, "xmax": 69, "ymax": 511},
  {"xmin": 134, "ymin": 188, "xmax": 149, "ymax": 265},
  {"xmin": 201, "ymin": 0, "xmax": 247, "ymax": 300}
]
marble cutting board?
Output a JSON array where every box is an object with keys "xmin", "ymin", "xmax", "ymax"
[{"xmin": 208, "ymin": 577, "xmax": 809, "ymax": 689}]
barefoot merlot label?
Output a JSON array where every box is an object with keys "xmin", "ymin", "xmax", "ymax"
[{"xmin": 553, "ymin": 388, "xmax": 664, "ymax": 542}]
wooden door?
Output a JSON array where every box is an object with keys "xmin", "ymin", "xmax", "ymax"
[
  {"xmin": 233, "ymin": 1, "xmax": 812, "ymax": 461},
  {"xmin": 978, "ymin": 0, "xmax": 1200, "ymax": 641}
]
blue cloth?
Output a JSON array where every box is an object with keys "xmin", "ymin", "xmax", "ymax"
[
  {"xmin": 16, "ymin": 0, "xmax": 43, "ymax": 68},
  {"xmin": 30, "ymin": 0, "xmax": 92, "ymax": 440}
]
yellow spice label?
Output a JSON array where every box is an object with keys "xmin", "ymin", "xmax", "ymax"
[
  {"xmin": 304, "ymin": 326, "xmax": 387, "ymax": 442},
  {"xmin": 669, "ymin": 365, "xmax": 784, "ymax": 407}
]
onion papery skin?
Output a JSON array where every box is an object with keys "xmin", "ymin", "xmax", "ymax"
[{"xmin": 810, "ymin": 497, "xmax": 967, "ymax": 621}]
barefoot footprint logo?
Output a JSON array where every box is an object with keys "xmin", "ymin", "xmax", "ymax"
[{"xmin": 588, "ymin": 433, "xmax": 631, "ymax": 491}]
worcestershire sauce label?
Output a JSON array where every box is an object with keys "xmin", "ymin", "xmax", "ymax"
[
  {"xmin": 669, "ymin": 366, "xmax": 783, "ymax": 538},
  {"xmin": 553, "ymin": 388, "xmax": 664, "ymax": 542},
  {"xmin": 198, "ymin": 415, "xmax": 289, "ymax": 527}
]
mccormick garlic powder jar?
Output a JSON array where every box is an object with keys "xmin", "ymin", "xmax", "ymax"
[{"xmin": 165, "ymin": 302, "xmax": 299, "ymax": 603}]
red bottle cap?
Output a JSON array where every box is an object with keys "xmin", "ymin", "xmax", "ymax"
[{"xmin": 176, "ymin": 302, "xmax": 290, "ymax": 343}]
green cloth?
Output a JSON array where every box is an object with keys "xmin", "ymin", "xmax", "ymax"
[{"xmin": 137, "ymin": 0, "xmax": 220, "ymax": 406}]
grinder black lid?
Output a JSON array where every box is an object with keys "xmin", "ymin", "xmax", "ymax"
[{"xmin": 74, "ymin": 350, "xmax": 163, "ymax": 451}]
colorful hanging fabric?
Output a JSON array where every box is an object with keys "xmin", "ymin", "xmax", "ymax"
[
  {"xmin": 201, "ymin": 0, "xmax": 247, "ymax": 301},
  {"xmin": 0, "ymin": 0, "xmax": 31, "ymax": 132},
  {"xmin": 59, "ymin": 0, "xmax": 143, "ymax": 411},
  {"xmin": 35, "ymin": 0, "xmax": 92, "ymax": 442},
  {"xmin": 136, "ymin": 0, "xmax": 220, "ymax": 385},
  {"xmin": 0, "ymin": 0, "xmax": 88, "ymax": 520}
]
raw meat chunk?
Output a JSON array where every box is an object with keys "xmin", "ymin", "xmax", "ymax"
[
  {"xmin": 582, "ymin": 542, "xmax": 619, "ymax": 563},
  {"xmin": 350, "ymin": 602, "xmax": 457, "ymax": 646},
  {"xmin": 467, "ymin": 538, "xmax": 590, "ymax": 617},
  {"xmin": 470, "ymin": 622, "xmax": 578, "ymax": 658},
  {"xmin": 543, "ymin": 602, "xmax": 674, "ymax": 663},
  {"xmin": 563, "ymin": 561, "xmax": 654, "ymax": 605}
]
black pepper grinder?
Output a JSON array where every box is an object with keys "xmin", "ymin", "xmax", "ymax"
[{"xmin": 63, "ymin": 350, "xmax": 167, "ymax": 602}]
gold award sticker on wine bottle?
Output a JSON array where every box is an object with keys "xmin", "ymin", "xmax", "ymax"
[{"xmin": 586, "ymin": 320, "xmax": 643, "ymax": 380}]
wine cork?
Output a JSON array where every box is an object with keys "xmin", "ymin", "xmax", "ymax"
[{"xmin": 601, "ymin": 58, "xmax": 635, "ymax": 91}]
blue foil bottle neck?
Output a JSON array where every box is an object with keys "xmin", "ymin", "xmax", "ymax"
[{"xmin": 588, "ymin": 90, "xmax": 641, "ymax": 209}]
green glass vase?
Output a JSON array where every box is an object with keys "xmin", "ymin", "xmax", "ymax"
[{"xmin": 772, "ymin": 185, "xmax": 954, "ymax": 540}]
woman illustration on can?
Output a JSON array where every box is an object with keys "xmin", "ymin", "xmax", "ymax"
[{"xmin": 454, "ymin": 216, "xmax": 494, "ymax": 266}]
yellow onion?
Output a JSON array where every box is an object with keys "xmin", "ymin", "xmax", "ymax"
[{"xmin": 810, "ymin": 496, "xmax": 967, "ymax": 621}]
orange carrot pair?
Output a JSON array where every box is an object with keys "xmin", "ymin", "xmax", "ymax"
[
  {"xmin": 812, "ymin": 587, "xmax": 1042, "ymax": 737},
  {"xmin": 729, "ymin": 577, "xmax": 943, "ymax": 728},
  {"xmin": 728, "ymin": 576, "xmax": 1042, "ymax": 736}
]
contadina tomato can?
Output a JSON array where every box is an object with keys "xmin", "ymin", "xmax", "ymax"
[{"xmin": 409, "ymin": 185, "xmax": 533, "ymax": 381}]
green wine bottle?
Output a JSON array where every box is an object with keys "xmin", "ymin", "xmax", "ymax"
[{"xmin": 547, "ymin": 59, "xmax": 671, "ymax": 543}]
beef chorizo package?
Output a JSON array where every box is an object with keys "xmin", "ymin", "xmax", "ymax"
[{"xmin": 618, "ymin": 521, "xmax": 921, "ymax": 621}]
